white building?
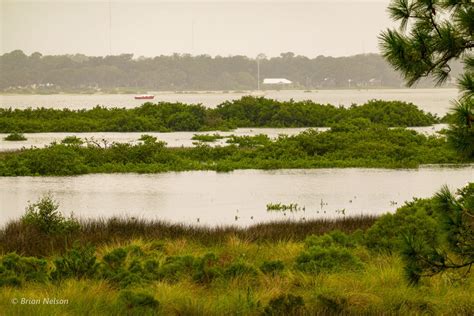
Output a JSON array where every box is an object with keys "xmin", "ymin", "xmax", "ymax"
[{"xmin": 263, "ymin": 78, "xmax": 292, "ymax": 84}]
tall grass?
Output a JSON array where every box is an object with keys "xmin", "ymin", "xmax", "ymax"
[{"xmin": 0, "ymin": 216, "xmax": 377, "ymax": 257}]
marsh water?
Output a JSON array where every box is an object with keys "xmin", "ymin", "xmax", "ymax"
[
  {"xmin": 1, "ymin": 167, "xmax": 472, "ymax": 227},
  {"xmin": 0, "ymin": 88, "xmax": 470, "ymax": 228},
  {"xmin": 0, "ymin": 125, "xmax": 448, "ymax": 152},
  {"xmin": 0, "ymin": 88, "xmax": 459, "ymax": 115}
]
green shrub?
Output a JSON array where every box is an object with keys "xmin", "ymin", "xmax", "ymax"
[
  {"xmin": 0, "ymin": 253, "xmax": 49, "ymax": 287},
  {"xmin": 159, "ymin": 255, "xmax": 197, "ymax": 282},
  {"xmin": 118, "ymin": 290, "xmax": 160, "ymax": 311},
  {"xmin": 192, "ymin": 253, "xmax": 223, "ymax": 284},
  {"xmin": 295, "ymin": 246, "xmax": 363, "ymax": 274},
  {"xmin": 191, "ymin": 133, "xmax": 224, "ymax": 142},
  {"xmin": 61, "ymin": 136, "xmax": 83, "ymax": 145},
  {"xmin": 4, "ymin": 132, "xmax": 27, "ymax": 141},
  {"xmin": 316, "ymin": 293, "xmax": 348, "ymax": 314},
  {"xmin": 51, "ymin": 244, "xmax": 98, "ymax": 280},
  {"xmin": 21, "ymin": 195, "xmax": 80, "ymax": 234},
  {"xmin": 259, "ymin": 260, "xmax": 285, "ymax": 275},
  {"xmin": 263, "ymin": 294, "xmax": 305, "ymax": 316},
  {"xmin": 304, "ymin": 230, "xmax": 357, "ymax": 249},
  {"xmin": 363, "ymin": 198, "xmax": 439, "ymax": 253},
  {"xmin": 224, "ymin": 261, "xmax": 258, "ymax": 278}
]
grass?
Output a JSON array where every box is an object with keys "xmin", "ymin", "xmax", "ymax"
[
  {"xmin": 0, "ymin": 190, "xmax": 472, "ymax": 315},
  {"xmin": 0, "ymin": 216, "xmax": 377, "ymax": 257},
  {"xmin": 0, "ymin": 237, "xmax": 472, "ymax": 315}
]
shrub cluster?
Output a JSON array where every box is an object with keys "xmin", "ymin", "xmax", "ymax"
[
  {"xmin": 0, "ymin": 121, "xmax": 463, "ymax": 176},
  {"xmin": 0, "ymin": 97, "xmax": 439, "ymax": 133}
]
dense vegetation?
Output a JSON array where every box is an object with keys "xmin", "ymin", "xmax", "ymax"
[
  {"xmin": 0, "ymin": 120, "xmax": 464, "ymax": 176},
  {"xmin": 380, "ymin": 0, "xmax": 474, "ymax": 159},
  {"xmin": 0, "ymin": 97, "xmax": 439, "ymax": 133},
  {"xmin": 0, "ymin": 184, "xmax": 472, "ymax": 315},
  {"xmin": 3, "ymin": 132, "xmax": 26, "ymax": 141},
  {"xmin": 2, "ymin": 50, "xmax": 461, "ymax": 93}
]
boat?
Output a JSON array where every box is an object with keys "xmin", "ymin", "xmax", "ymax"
[{"xmin": 134, "ymin": 95, "xmax": 155, "ymax": 100}]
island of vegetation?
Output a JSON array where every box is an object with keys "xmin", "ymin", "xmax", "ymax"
[
  {"xmin": 0, "ymin": 97, "xmax": 440, "ymax": 133},
  {"xmin": 0, "ymin": 119, "xmax": 469, "ymax": 176}
]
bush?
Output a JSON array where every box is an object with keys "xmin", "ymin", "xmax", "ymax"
[
  {"xmin": 263, "ymin": 294, "xmax": 305, "ymax": 316},
  {"xmin": 51, "ymin": 244, "xmax": 98, "ymax": 280},
  {"xmin": 118, "ymin": 290, "xmax": 160, "ymax": 311},
  {"xmin": 224, "ymin": 261, "xmax": 258, "ymax": 278},
  {"xmin": 4, "ymin": 132, "xmax": 27, "ymax": 141},
  {"xmin": 61, "ymin": 136, "xmax": 83, "ymax": 145},
  {"xmin": 363, "ymin": 198, "xmax": 439, "ymax": 253},
  {"xmin": 21, "ymin": 195, "xmax": 79, "ymax": 234},
  {"xmin": 192, "ymin": 253, "xmax": 223, "ymax": 284},
  {"xmin": 259, "ymin": 260, "xmax": 285, "ymax": 275},
  {"xmin": 0, "ymin": 253, "xmax": 49, "ymax": 287},
  {"xmin": 159, "ymin": 255, "xmax": 197, "ymax": 282},
  {"xmin": 304, "ymin": 230, "xmax": 358, "ymax": 249},
  {"xmin": 295, "ymin": 246, "xmax": 363, "ymax": 274}
]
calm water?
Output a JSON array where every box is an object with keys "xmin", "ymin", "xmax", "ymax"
[
  {"xmin": 1, "ymin": 167, "xmax": 472, "ymax": 227},
  {"xmin": 0, "ymin": 125, "xmax": 447, "ymax": 152},
  {"xmin": 0, "ymin": 88, "xmax": 459, "ymax": 115}
]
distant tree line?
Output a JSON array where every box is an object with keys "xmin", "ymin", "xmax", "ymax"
[{"xmin": 0, "ymin": 50, "xmax": 463, "ymax": 92}]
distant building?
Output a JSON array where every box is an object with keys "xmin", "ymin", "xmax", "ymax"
[{"xmin": 263, "ymin": 78, "xmax": 292, "ymax": 85}]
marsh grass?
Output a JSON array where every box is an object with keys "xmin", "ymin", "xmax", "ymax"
[{"xmin": 0, "ymin": 216, "xmax": 377, "ymax": 257}]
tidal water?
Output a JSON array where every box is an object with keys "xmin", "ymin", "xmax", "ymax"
[
  {"xmin": 1, "ymin": 167, "xmax": 472, "ymax": 227},
  {"xmin": 0, "ymin": 88, "xmax": 459, "ymax": 115},
  {"xmin": 0, "ymin": 125, "xmax": 447, "ymax": 152}
]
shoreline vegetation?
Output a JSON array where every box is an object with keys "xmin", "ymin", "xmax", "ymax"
[
  {"xmin": 0, "ymin": 185, "xmax": 472, "ymax": 315},
  {"xmin": 0, "ymin": 97, "xmax": 441, "ymax": 133},
  {"xmin": 0, "ymin": 120, "xmax": 467, "ymax": 176}
]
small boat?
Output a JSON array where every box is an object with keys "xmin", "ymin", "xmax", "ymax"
[{"xmin": 134, "ymin": 95, "xmax": 155, "ymax": 100}]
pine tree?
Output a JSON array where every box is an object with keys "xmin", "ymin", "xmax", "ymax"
[{"xmin": 380, "ymin": 0, "xmax": 473, "ymax": 158}]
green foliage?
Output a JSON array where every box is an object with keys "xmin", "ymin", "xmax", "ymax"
[
  {"xmin": 305, "ymin": 230, "xmax": 358, "ymax": 249},
  {"xmin": 446, "ymin": 99, "xmax": 474, "ymax": 158},
  {"xmin": 51, "ymin": 244, "xmax": 98, "ymax": 280},
  {"xmin": 224, "ymin": 261, "xmax": 259, "ymax": 279},
  {"xmin": 295, "ymin": 245, "xmax": 363, "ymax": 274},
  {"xmin": 263, "ymin": 294, "xmax": 305, "ymax": 316},
  {"xmin": 118, "ymin": 290, "xmax": 160, "ymax": 312},
  {"xmin": 21, "ymin": 195, "xmax": 79, "ymax": 234},
  {"xmin": 0, "ymin": 124, "xmax": 464, "ymax": 176},
  {"xmin": 192, "ymin": 253, "xmax": 223, "ymax": 284},
  {"xmin": 158, "ymin": 255, "xmax": 197, "ymax": 282},
  {"xmin": 0, "ymin": 98, "xmax": 439, "ymax": 133},
  {"xmin": 364, "ymin": 198, "xmax": 439, "ymax": 253},
  {"xmin": 401, "ymin": 183, "xmax": 474, "ymax": 284},
  {"xmin": 4, "ymin": 132, "xmax": 26, "ymax": 141},
  {"xmin": 61, "ymin": 136, "xmax": 83, "ymax": 145},
  {"xmin": 380, "ymin": 0, "xmax": 473, "ymax": 158},
  {"xmin": 191, "ymin": 133, "xmax": 225, "ymax": 142},
  {"xmin": 259, "ymin": 260, "xmax": 285, "ymax": 275},
  {"xmin": 0, "ymin": 253, "xmax": 49, "ymax": 287}
]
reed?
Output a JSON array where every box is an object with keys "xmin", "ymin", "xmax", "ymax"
[{"xmin": 0, "ymin": 215, "xmax": 377, "ymax": 257}]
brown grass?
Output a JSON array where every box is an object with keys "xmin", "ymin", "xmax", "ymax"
[{"xmin": 0, "ymin": 215, "xmax": 377, "ymax": 257}]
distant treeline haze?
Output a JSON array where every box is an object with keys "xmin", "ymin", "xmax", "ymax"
[{"xmin": 0, "ymin": 50, "xmax": 463, "ymax": 92}]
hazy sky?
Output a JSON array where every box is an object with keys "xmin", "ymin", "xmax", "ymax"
[{"xmin": 1, "ymin": 0, "xmax": 394, "ymax": 57}]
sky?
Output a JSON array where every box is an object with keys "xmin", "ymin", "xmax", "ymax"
[{"xmin": 1, "ymin": 0, "xmax": 395, "ymax": 58}]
